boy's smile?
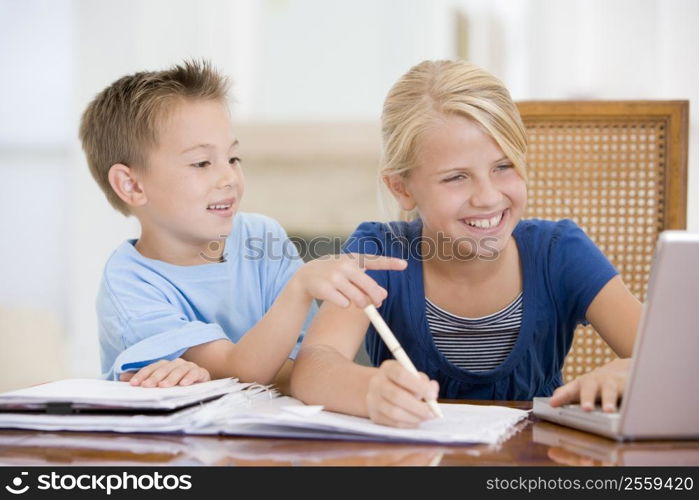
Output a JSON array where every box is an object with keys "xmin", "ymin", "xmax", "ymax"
[
  {"xmin": 206, "ymin": 196, "xmax": 237, "ymax": 217},
  {"xmin": 131, "ymin": 98, "xmax": 244, "ymax": 265}
]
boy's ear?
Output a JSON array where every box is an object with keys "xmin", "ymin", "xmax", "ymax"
[
  {"xmin": 108, "ymin": 164, "xmax": 147, "ymax": 208},
  {"xmin": 383, "ymin": 173, "xmax": 416, "ymax": 211}
]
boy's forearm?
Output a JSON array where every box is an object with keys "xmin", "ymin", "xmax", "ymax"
[
  {"xmin": 291, "ymin": 344, "xmax": 376, "ymax": 417},
  {"xmin": 228, "ymin": 276, "xmax": 313, "ymax": 384}
]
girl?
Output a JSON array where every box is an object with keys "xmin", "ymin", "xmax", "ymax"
[{"xmin": 290, "ymin": 60, "xmax": 641, "ymax": 428}]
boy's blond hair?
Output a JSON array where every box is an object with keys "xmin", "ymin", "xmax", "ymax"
[
  {"xmin": 379, "ymin": 59, "xmax": 528, "ymax": 221},
  {"xmin": 79, "ymin": 60, "xmax": 230, "ymax": 215}
]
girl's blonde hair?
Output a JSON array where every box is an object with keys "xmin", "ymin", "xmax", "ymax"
[{"xmin": 379, "ymin": 59, "xmax": 528, "ymax": 220}]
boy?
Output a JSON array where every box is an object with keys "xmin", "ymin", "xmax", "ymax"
[{"xmin": 79, "ymin": 60, "xmax": 406, "ymax": 390}]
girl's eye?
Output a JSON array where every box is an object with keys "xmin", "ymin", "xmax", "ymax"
[
  {"xmin": 495, "ymin": 164, "xmax": 514, "ymax": 172},
  {"xmin": 192, "ymin": 161, "xmax": 210, "ymax": 168},
  {"xmin": 444, "ymin": 174, "xmax": 466, "ymax": 183},
  {"xmin": 229, "ymin": 157, "xmax": 242, "ymax": 165}
]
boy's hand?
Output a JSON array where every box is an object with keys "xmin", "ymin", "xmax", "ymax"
[
  {"xmin": 366, "ymin": 360, "xmax": 439, "ymax": 428},
  {"xmin": 548, "ymin": 358, "xmax": 631, "ymax": 412},
  {"xmin": 294, "ymin": 253, "xmax": 407, "ymax": 309},
  {"xmin": 119, "ymin": 358, "xmax": 211, "ymax": 388}
]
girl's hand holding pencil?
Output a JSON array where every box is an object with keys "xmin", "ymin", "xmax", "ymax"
[
  {"xmin": 365, "ymin": 358, "xmax": 441, "ymax": 428},
  {"xmin": 291, "ymin": 252, "xmax": 441, "ymax": 428},
  {"xmin": 363, "ymin": 305, "xmax": 443, "ymax": 421}
]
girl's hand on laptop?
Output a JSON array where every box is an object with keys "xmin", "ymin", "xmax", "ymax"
[
  {"xmin": 294, "ymin": 253, "xmax": 408, "ymax": 309},
  {"xmin": 549, "ymin": 358, "xmax": 631, "ymax": 412},
  {"xmin": 119, "ymin": 358, "xmax": 211, "ymax": 388}
]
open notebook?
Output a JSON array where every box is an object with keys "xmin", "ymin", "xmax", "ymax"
[
  {"xmin": 0, "ymin": 379, "xmax": 528, "ymax": 445},
  {"xmin": 0, "ymin": 378, "xmax": 245, "ymax": 412}
]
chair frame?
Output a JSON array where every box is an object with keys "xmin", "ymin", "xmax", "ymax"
[{"xmin": 517, "ymin": 100, "xmax": 688, "ymax": 228}]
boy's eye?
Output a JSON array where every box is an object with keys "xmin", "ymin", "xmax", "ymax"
[
  {"xmin": 192, "ymin": 161, "xmax": 210, "ymax": 168},
  {"xmin": 229, "ymin": 157, "xmax": 242, "ymax": 165}
]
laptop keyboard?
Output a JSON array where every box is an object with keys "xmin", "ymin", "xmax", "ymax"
[{"xmin": 561, "ymin": 404, "xmax": 621, "ymax": 418}]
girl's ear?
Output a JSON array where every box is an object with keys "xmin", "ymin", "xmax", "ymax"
[
  {"xmin": 108, "ymin": 164, "xmax": 147, "ymax": 208},
  {"xmin": 383, "ymin": 173, "xmax": 416, "ymax": 212}
]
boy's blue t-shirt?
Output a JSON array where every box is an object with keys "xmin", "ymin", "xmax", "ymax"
[
  {"xmin": 97, "ymin": 212, "xmax": 315, "ymax": 380},
  {"xmin": 342, "ymin": 218, "xmax": 618, "ymax": 400}
]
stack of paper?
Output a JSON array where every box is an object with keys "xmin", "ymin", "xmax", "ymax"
[
  {"xmin": 0, "ymin": 378, "xmax": 248, "ymax": 411},
  {"xmin": 0, "ymin": 379, "xmax": 529, "ymax": 445}
]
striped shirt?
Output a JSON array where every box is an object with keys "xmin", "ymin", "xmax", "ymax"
[{"xmin": 425, "ymin": 293, "xmax": 523, "ymax": 373}]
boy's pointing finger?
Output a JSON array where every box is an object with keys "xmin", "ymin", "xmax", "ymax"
[{"xmin": 353, "ymin": 255, "xmax": 408, "ymax": 271}]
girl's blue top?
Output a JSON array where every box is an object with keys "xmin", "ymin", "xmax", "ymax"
[{"xmin": 342, "ymin": 218, "xmax": 618, "ymax": 400}]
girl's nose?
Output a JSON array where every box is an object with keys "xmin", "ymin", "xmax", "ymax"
[{"xmin": 470, "ymin": 177, "xmax": 502, "ymax": 207}]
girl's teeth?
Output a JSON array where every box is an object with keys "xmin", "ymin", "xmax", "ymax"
[
  {"xmin": 465, "ymin": 213, "xmax": 502, "ymax": 229},
  {"xmin": 208, "ymin": 204, "xmax": 231, "ymax": 210}
]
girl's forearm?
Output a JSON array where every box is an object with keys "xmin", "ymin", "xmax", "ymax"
[{"xmin": 291, "ymin": 343, "xmax": 377, "ymax": 417}]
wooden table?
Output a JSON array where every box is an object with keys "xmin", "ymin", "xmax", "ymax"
[{"xmin": 1, "ymin": 401, "xmax": 698, "ymax": 466}]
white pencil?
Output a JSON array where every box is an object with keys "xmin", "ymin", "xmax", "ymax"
[{"xmin": 363, "ymin": 305, "xmax": 444, "ymax": 419}]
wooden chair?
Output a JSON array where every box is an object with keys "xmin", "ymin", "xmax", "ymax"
[{"xmin": 517, "ymin": 101, "xmax": 689, "ymax": 382}]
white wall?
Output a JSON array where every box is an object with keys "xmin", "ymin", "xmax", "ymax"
[
  {"xmin": 253, "ymin": 0, "xmax": 454, "ymax": 119},
  {"xmin": 1, "ymin": 0, "xmax": 697, "ymax": 387},
  {"xmin": 519, "ymin": 0, "xmax": 699, "ymax": 230},
  {"xmin": 0, "ymin": 0, "xmax": 77, "ymax": 389}
]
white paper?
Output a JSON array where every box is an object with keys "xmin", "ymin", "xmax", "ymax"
[
  {"xmin": 223, "ymin": 401, "xmax": 529, "ymax": 444},
  {"xmin": 0, "ymin": 378, "xmax": 248, "ymax": 410},
  {"xmin": 0, "ymin": 380, "xmax": 529, "ymax": 445}
]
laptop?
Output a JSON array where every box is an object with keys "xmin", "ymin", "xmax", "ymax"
[{"xmin": 533, "ymin": 231, "xmax": 699, "ymax": 441}]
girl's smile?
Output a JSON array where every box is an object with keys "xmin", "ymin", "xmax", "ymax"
[
  {"xmin": 459, "ymin": 208, "xmax": 510, "ymax": 236},
  {"xmin": 388, "ymin": 113, "xmax": 527, "ymax": 259}
]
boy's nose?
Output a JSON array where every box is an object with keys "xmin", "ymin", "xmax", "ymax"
[{"xmin": 216, "ymin": 163, "xmax": 241, "ymax": 190}]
